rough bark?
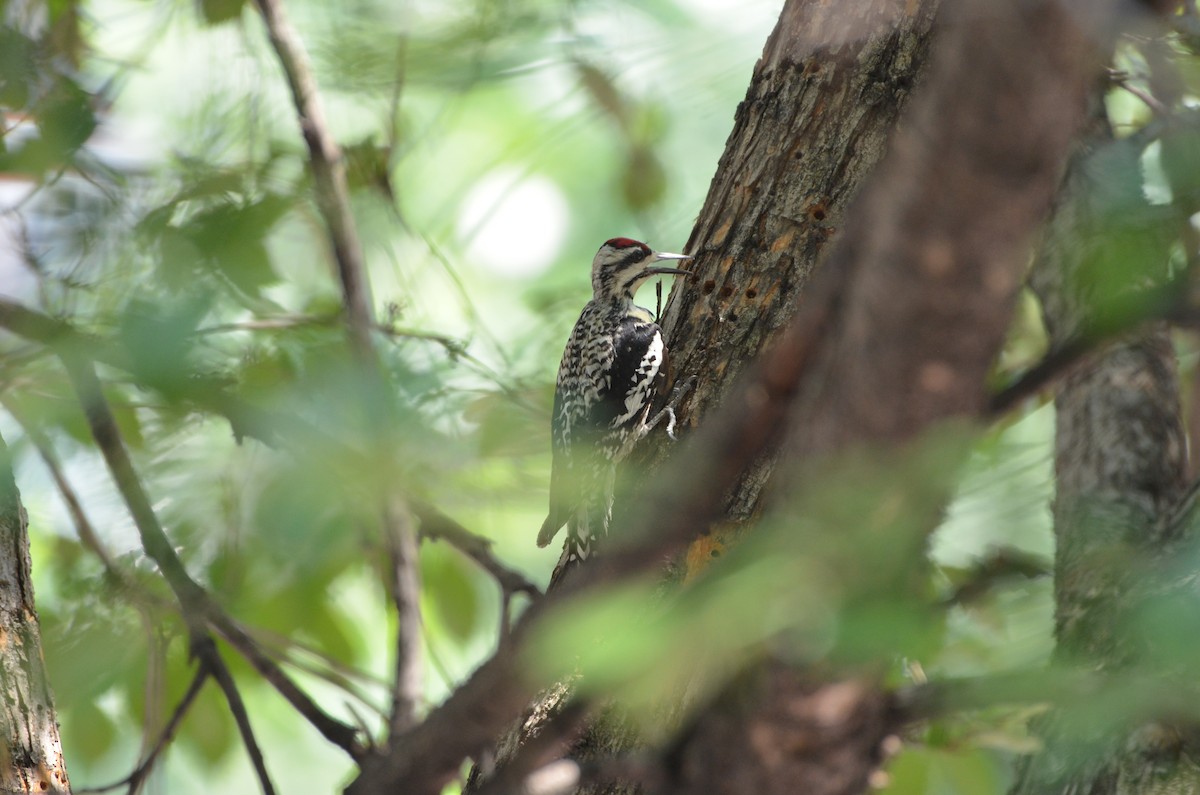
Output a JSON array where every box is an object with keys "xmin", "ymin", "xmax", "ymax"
[
  {"xmin": 1011, "ymin": 93, "xmax": 1197, "ymax": 795},
  {"xmin": 354, "ymin": 1, "xmax": 1132, "ymax": 792},
  {"xmin": 0, "ymin": 433, "xmax": 70, "ymax": 793},
  {"xmin": 489, "ymin": 0, "xmax": 1123, "ymax": 793},
  {"xmin": 468, "ymin": 1, "xmax": 943, "ymax": 790},
  {"xmin": 638, "ymin": 1, "xmax": 1122, "ymax": 793},
  {"xmin": 647, "ymin": 0, "xmax": 941, "ymax": 524}
]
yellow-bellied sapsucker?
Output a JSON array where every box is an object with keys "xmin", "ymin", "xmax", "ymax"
[{"xmin": 538, "ymin": 237, "xmax": 691, "ymax": 587}]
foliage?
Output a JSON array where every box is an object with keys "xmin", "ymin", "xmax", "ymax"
[
  {"xmin": 3, "ymin": 0, "xmax": 1200, "ymax": 793},
  {"xmin": 0, "ymin": 0, "xmax": 778, "ymax": 791}
]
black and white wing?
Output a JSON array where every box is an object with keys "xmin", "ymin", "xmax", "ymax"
[{"xmin": 537, "ymin": 311, "xmax": 667, "ymax": 547}]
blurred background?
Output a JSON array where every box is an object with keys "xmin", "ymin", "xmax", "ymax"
[{"xmin": 0, "ymin": 0, "xmax": 1103, "ymax": 792}]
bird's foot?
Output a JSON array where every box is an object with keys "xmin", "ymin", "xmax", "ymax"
[{"xmin": 648, "ymin": 375, "xmax": 697, "ymax": 440}]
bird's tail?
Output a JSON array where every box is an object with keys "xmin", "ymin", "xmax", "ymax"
[{"xmin": 547, "ymin": 496, "xmax": 609, "ymax": 590}]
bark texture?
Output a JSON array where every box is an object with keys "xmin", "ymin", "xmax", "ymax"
[
  {"xmin": 467, "ymin": 2, "xmax": 943, "ymax": 791},
  {"xmin": 1011, "ymin": 101, "xmax": 1198, "ymax": 795},
  {"xmin": 0, "ymin": 434, "xmax": 70, "ymax": 793},
  {"xmin": 355, "ymin": 2, "xmax": 1132, "ymax": 792},
  {"xmin": 648, "ymin": 0, "xmax": 941, "ymax": 523},
  {"xmin": 516, "ymin": 0, "xmax": 1119, "ymax": 793}
]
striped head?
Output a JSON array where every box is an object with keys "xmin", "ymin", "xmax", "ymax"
[{"xmin": 591, "ymin": 237, "xmax": 691, "ymax": 301}]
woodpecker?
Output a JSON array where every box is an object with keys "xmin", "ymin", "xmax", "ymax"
[{"xmin": 539, "ymin": 237, "xmax": 691, "ymax": 587}]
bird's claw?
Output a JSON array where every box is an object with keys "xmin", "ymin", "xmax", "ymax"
[{"xmin": 651, "ymin": 375, "xmax": 697, "ymax": 440}]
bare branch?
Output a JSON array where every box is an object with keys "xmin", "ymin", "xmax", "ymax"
[
  {"xmin": 2, "ymin": 397, "xmax": 134, "ymax": 587},
  {"xmin": 203, "ymin": 605, "xmax": 363, "ymax": 756},
  {"xmin": 203, "ymin": 641, "xmax": 278, "ymax": 795},
  {"xmin": 74, "ymin": 664, "xmax": 210, "ymax": 794},
  {"xmin": 57, "ymin": 352, "xmax": 362, "ymax": 758},
  {"xmin": 411, "ymin": 499, "xmax": 542, "ymax": 606},
  {"xmin": 385, "ymin": 501, "xmax": 423, "ymax": 735},
  {"xmin": 940, "ymin": 547, "xmax": 1051, "ymax": 607},
  {"xmin": 251, "ymin": 0, "xmax": 426, "ymax": 735},
  {"xmin": 250, "ymin": 0, "xmax": 374, "ymax": 360}
]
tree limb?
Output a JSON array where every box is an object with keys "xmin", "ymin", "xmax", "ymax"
[
  {"xmin": 202, "ymin": 639, "xmax": 278, "ymax": 795},
  {"xmin": 250, "ymin": 0, "xmax": 374, "ymax": 360},
  {"xmin": 74, "ymin": 664, "xmax": 209, "ymax": 794},
  {"xmin": 251, "ymin": 0, "xmax": 424, "ymax": 733},
  {"xmin": 411, "ymin": 498, "xmax": 542, "ymax": 609},
  {"xmin": 57, "ymin": 352, "xmax": 363, "ymax": 758}
]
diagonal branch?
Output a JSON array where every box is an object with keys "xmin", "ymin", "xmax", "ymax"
[
  {"xmin": 411, "ymin": 499, "xmax": 541, "ymax": 605},
  {"xmin": 385, "ymin": 500, "xmax": 423, "ymax": 735},
  {"xmin": 252, "ymin": 0, "xmax": 424, "ymax": 734},
  {"xmin": 74, "ymin": 663, "xmax": 210, "ymax": 794},
  {"xmin": 202, "ymin": 640, "xmax": 278, "ymax": 795},
  {"xmin": 251, "ymin": 0, "xmax": 374, "ymax": 360},
  {"xmin": 57, "ymin": 352, "xmax": 362, "ymax": 758},
  {"xmin": 1, "ymin": 396, "xmax": 146, "ymax": 596}
]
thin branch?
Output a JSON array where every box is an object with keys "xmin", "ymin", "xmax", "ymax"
[
  {"xmin": 74, "ymin": 663, "xmax": 210, "ymax": 794},
  {"xmin": 59, "ymin": 351, "xmax": 210, "ymax": 614},
  {"xmin": 385, "ymin": 500, "xmax": 422, "ymax": 735},
  {"xmin": 1, "ymin": 397, "xmax": 134, "ymax": 587},
  {"xmin": 245, "ymin": 626, "xmax": 392, "ymax": 711},
  {"xmin": 412, "ymin": 499, "xmax": 542, "ymax": 604},
  {"xmin": 252, "ymin": 0, "xmax": 426, "ymax": 736},
  {"xmin": 194, "ymin": 313, "xmax": 466, "ymax": 353},
  {"xmin": 133, "ymin": 620, "xmax": 169, "ymax": 795},
  {"xmin": 251, "ymin": 0, "xmax": 374, "ymax": 361},
  {"xmin": 940, "ymin": 547, "xmax": 1050, "ymax": 607},
  {"xmin": 57, "ymin": 352, "xmax": 362, "ymax": 758},
  {"xmin": 202, "ymin": 640, "xmax": 278, "ymax": 795},
  {"xmin": 1109, "ymin": 69, "xmax": 1171, "ymax": 116},
  {"xmin": 203, "ymin": 604, "xmax": 363, "ymax": 756},
  {"xmin": 989, "ymin": 284, "xmax": 1185, "ymax": 416}
]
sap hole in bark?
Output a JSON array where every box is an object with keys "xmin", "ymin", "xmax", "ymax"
[
  {"xmin": 719, "ymin": 285, "xmax": 734, "ymax": 298},
  {"xmin": 746, "ymin": 287, "xmax": 759, "ymax": 299},
  {"xmin": 702, "ymin": 279, "xmax": 716, "ymax": 295}
]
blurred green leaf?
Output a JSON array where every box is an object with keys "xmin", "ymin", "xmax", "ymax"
[
  {"xmin": 199, "ymin": 0, "xmax": 246, "ymax": 25},
  {"xmin": 64, "ymin": 700, "xmax": 117, "ymax": 765},
  {"xmin": 183, "ymin": 682, "xmax": 237, "ymax": 764},
  {"xmin": 1159, "ymin": 114, "xmax": 1200, "ymax": 208},
  {"xmin": 422, "ymin": 544, "xmax": 480, "ymax": 643},
  {"xmin": 117, "ymin": 295, "xmax": 211, "ymax": 396},
  {"xmin": 622, "ymin": 144, "xmax": 666, "ymax": 210},
  {"xmin": 187, "ymin": 194, "xmax": 293, "ymax": 294},
  {"xmin": 0, "ymin": 26, "xmax": 37, "ymax": 108},
  {"xmin": 37, "ymin": 76, "xmax": 96, "ymax": 159}
]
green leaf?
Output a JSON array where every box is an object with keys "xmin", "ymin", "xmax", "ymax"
[
  {"xmin": 199, "ymin": 0, "xmax": 246, "ymax": 25},
  {"xmin": 0, "ymin": 26, "xmax": 37, "ymax": 108},
  {"xmin": 64, "ymin": 700, "xmax": 117, "ymax": 765},
  {"xmin": 182, "ymin": 683, "xmax": 236, "ymax": 764},
  {"xmin": 622, "ymin": 145, "xmax": 666, "ymax": 210},
  {"xmin": 117, "ymin": 295, "xmax": 211, "ymax": 396},
  {"xmin": 422, "ymin": 544, "xmax": 480, "ymax": 643},
  {"xmin": 186, "ymin": 194, "xmax": 293, "ymax": 295},
  {"xmin": 37, "ymin": 76, "xmax": 97, "ymax": 159}
]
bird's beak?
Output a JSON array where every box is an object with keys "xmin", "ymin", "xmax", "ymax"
[{"xmin": 645, "ymin": 251, "xmax": 692, "ymax": 277}]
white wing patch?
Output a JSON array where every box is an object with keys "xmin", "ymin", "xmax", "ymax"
[{"xmin": 611, "ymin": 331, "xmax": 664, "ymax": 427}]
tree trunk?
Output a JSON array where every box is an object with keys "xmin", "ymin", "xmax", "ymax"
[
  {"xmin": 464, "ymin": 4, "xmax": 943, "ymax": 792},
  {"xmin": 646, "ymin": 0, "xmax": 942, "ymax": 525},
  {"xmin": 1010, "ymin": 88, "xmax": 1198, "ymax": 795},
  {"xmin": 0, "ymin": 433, "xmax": 71, "ymax": 794}
]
